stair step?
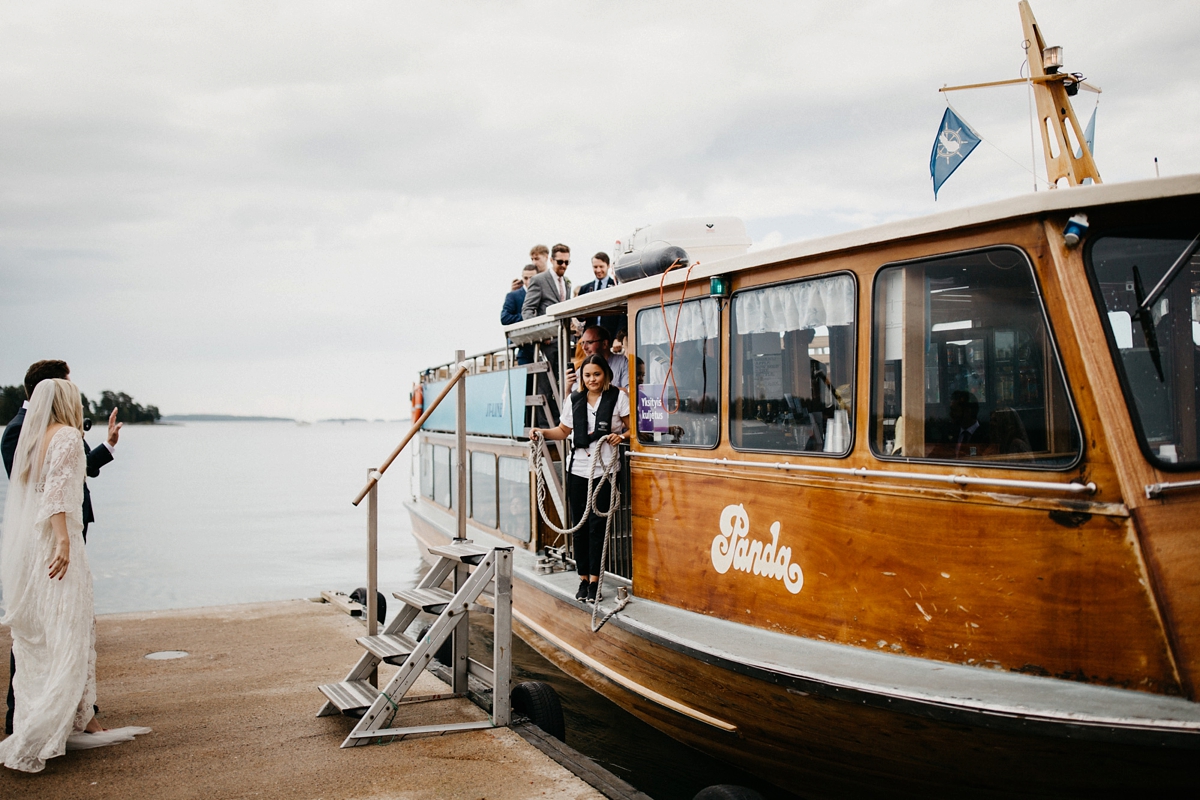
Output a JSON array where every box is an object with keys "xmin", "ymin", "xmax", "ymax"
[
  {"xmin": 357, "ymin": 633, "xmax": 418, "ymax": 663},
  {"xmin": 318, "ymin": 680, "xmax": 378, "ymax": 713},
  {"xmin": 428, "ymin": 542, "xmax": 492, "ymax": 565},
  {"xmin": 394, "ymin": 587, "xmax": 454, "ymax": 613}
]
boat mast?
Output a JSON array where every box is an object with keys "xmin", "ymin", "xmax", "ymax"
[
  {"xmin": 1018, "ymin": 1, "xmax": 1101, "ymax": 187},
  {"xmin": 941, "ymin": 1, "xmax": 1102, "ymax": 188}
]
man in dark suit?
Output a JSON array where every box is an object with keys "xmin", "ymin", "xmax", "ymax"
[
  {"xmin": 502, "ymin": 264, "xmax": 537, "ymax": 365},
  {"xmin": 576, "ymin": 252, "xmax": 625, "ymax": 336},
  {"xmin": 2, "ymin": 359, "xmax": 121, "ymax": 735}
]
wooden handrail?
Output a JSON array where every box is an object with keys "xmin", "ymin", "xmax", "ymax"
[{"xmin": 352, "ymin": 365, "xmax": 468, "ymax": 506}]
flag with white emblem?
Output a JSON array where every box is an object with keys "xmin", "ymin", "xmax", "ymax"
[{"xmin": 930, "ymin": 107, "xmax": 981, "ymax": 199}]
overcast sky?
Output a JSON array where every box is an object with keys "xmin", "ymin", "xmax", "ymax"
[{"xmin": 3, "ymin": 1, "xmax": 1198, "ymax": 419}]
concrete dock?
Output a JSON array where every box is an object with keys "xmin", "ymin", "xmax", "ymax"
[{"xmin": 0, "ymin": 600, "xmax": 605, "ymax": 800}]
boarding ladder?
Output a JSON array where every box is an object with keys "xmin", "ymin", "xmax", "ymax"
[{"xmin": 317, "ymin": 540, "xmax": 513, "ymax": 747}]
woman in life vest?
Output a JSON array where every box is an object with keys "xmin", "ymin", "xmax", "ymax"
[{"xmin": 530, "ymin": 354, "xmax": 630, "ymax": 603}]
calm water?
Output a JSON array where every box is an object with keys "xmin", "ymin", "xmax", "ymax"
[
  {"xmin": 2, "ymin": 420, "xmax": 423, "ymax": 615},
  {"xmin": 0, "ymin": 420, "xmax": 794, "ymax": 800}
]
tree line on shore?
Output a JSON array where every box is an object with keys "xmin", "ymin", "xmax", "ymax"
[{"xmin": 0, "ymin": 386, "xmax": 161, "ymax": 427}]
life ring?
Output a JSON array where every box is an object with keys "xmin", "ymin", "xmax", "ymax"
[{"xmin": 411, "ymin": 382, "xmax": 424, "ymax": 422}]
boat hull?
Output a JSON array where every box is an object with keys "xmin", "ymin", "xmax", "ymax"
[{"xmin": 407, "ymin": 502, "xmax": 1200, "ymax": 796}]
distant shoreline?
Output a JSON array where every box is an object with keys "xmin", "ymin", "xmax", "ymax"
[
  {"xmin": 159, "ymin": 415, "xmax": 406, "ymax": 423},
  {"xmin": 161, "ymin": 414, "xmax": 296, "ymax": 422}
]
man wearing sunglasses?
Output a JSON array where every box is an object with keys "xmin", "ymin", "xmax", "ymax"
[
  {"xmin": 521, "ymin": 244, "xmax": 573, "ymax": 426},
  {"xmin": 521, "ymin": 243, "xmax": 572, "ymax": 321}
]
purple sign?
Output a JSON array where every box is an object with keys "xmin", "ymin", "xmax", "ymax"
[{"xmin": 637, "ymin": 384, "xmax": 668, "ymax": 433}]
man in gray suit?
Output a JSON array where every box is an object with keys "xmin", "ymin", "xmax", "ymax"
[{"xmin": 521, "ymin": 243, "xmax": 572, "ymax": 321}]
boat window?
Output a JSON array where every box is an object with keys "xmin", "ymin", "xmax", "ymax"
[
  {"xmin": 420, "ymin": 442, "xmax": 434, "ymax": 500},
  {"xmin": 1087, "ymin": 232, "xmax": 1200, "ymax": 468},
  {"xmin": 470, "ymin": 451, "xmax": 497, "ymax": 528},
  {"xmin": 730, "ymin": 273, "xmax": 856, "ymax": 455},
  {"xmin": 869, "ymin": 247, "xmax": 1081, "ymax": 467},
  {"xmin": 432, "ymin": 445, "xmax": 453, "ymax": 508},
  {"xmin": 498, "ymin": 456, "xmax": 531, "ymax": 541},
  {"xmin": 635, "ymin": 297, "xmax": 720, "ymax": 447}
]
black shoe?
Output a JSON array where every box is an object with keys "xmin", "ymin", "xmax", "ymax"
[
  {"xmin": 575, "ymin": 580, "xmax": 588, "ymax": 601},
  {"xmin": 586, "ymin": 582, "xmax": 598, "ymax": 603}
]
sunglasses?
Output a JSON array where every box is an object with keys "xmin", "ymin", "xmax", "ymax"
[{"xmin": 555, "ymin": 259, "xmax": 570, "ymax": 266}]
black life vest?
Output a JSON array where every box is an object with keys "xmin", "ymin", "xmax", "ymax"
[{"xmin": 571, "ymin": 387, "xmax": 620, "ymax": 452}]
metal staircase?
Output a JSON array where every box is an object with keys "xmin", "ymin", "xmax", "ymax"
[{"xmin": 317, "ymin": 540, "xmax": 513, "ymax": 748}]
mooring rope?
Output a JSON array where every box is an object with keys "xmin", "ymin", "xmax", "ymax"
[{"xmin": 529, "ymin": 433, "xmax": 630, "ymax": 632}]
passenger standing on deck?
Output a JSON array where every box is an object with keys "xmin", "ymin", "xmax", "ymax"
[
  {"xmin": 502, "ymin": 264, "xmax": 537, "ymax": 365},
  {"xmin": 567, "ymin": 324, "xmax": 629, "ymax": 391},
  {"xmin": 530, "ymin": 355, "xmax": 630, "ymax": 603},
  {"xmin": 576, "ymin": 252, "xmax": 624, "ymax": 335},
  {"xmin": 522, "ymin": 244, "xmax": 572, "ymax": 321},
  {"xmin": 529, "ymin": 244, "xmax": 549, "ymax": 274},
  {"xmin": 522, "ymin": 244, "xmax": 572, "ymax": 426}
]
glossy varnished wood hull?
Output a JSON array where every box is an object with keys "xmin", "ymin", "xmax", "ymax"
[
  {"xmin": 409, "ymin": 507, "xmax": 1198, "ymax": 795},
  {"xmin": 512, "ymin": 586, "xmax": 1197, "ymax": 797}
]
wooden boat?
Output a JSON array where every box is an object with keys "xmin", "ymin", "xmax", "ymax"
[{"xmin": 404, "ymin": 5, "xmax": 1200, "ymax": 794}]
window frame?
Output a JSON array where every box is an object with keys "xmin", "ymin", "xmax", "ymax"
[
  {"xmin": 634, "ymin": 295, "xmax": 723, "ymax": 451},
  {"xmin": 1084, "ymin": 228, "xmax": 1200, "ymax": 472},
  {"xmin": 867, "ymin": 244, "xmax": 1084, "ymax": 472},
  {"xmin": 728, "ymin": 270, "xmax": 859, "ymax": 459}
]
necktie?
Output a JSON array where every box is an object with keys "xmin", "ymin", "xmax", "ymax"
[{"xmin": 557, "ymin": 277, "xmax": 566, "ymax": 301}]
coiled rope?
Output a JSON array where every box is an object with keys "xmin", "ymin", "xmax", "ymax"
[{"xmin": 529, "ymin": 433, "xmax": 630, "ymax": 632}]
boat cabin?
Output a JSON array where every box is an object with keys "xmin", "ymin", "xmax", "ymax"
[{"xmin": 412, "ymin": 174, "xmax": 1200, "ymax": 701}]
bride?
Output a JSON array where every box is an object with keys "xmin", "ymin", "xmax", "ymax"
[{"xmin": 0, "ymin": 378, "xmax": 148, "ymax": 773}]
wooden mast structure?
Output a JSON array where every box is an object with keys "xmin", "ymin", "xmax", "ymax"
[{"xmin": 941, "ymin": 1, "xmax": 1102, "ymax": 187}]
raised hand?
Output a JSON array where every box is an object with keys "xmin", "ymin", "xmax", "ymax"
[{"xmin": 107, "ymin": 407, "xmax": 123, "ymax": 447}]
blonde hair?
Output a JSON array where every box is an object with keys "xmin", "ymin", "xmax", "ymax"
[
  {"xmin": 16, "ymin": 379, "xmax": 83, "ymax": 485},
  {"xmin": 49, "ymin": 378, "xmax": 85, "ymax": 432}
]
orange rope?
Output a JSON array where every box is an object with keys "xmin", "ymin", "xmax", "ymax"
[{"xmin": 656, "ymin": 258, "xmax": 698, "ymax": 415}]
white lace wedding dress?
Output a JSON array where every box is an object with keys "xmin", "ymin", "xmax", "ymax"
[{"xmin": 0, "ymin": 426, "xmax": 147, "ymax": 773}]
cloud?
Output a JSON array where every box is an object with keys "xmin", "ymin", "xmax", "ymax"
[{"xmin": 2, "ymin": 1, "xmax": 1198, "ymax": 417}]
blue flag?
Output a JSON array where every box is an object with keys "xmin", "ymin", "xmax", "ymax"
[
  {"xmin": 930, "ymin": 107, "xmax": 981, "ymax": 199},
  {"xmin": 1075, "ymin": 106, "xmax": 1096, "ymax": 158}
]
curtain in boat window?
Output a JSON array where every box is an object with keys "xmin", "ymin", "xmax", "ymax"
[
  {"xmin": 637, "ymin": 297, "xmax": 719, "ymax": 345},
  {"xmin": 735, "ymin": 274, "xmax": 855, "ymax": 335}
]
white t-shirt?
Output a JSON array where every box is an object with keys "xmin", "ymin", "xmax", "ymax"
[{"xmin": 561, "ymin": 390, "xmax": 631, "ymax": 478}]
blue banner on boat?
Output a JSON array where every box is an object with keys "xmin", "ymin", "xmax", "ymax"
[
  {"xmin": 930, "ymin": 107, "xmax": 981, "ymax": 199},
  {"xmin": 1075, "ymin": 106, "xmax": 1097, "ymax": 157},
  {"xmin": 422, "ymin": 367, "xmax": 527, "ymax": 437}
]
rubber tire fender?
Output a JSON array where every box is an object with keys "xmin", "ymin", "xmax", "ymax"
[
  {"xmin": 414, "ymin": 622, "xmax": 453, "ymax": 665},
  {"xmin": 693, "ymin": 786, "xmax": 766, "ymax": 800},
  {"xmin": 510, "ymin": 681, "xmax": 566, "ymax": 741}
]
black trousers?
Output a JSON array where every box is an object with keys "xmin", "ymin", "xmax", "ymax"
[{"xmin": 567, "ymin": 472, "xmax": 611, "ymax": 578}]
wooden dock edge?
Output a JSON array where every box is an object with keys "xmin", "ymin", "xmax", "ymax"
[
  {"xmin": 319, "ymin": 590, "xmax": 364, "ymax": 617},
  {"xmin": 511, "ymin": 721, "xmax": 654, "ymax": 800}
]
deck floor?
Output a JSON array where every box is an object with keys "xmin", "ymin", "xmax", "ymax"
[{"xmin": 0, "ymin": 599, "xmax": 603, "ymax": 800}]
